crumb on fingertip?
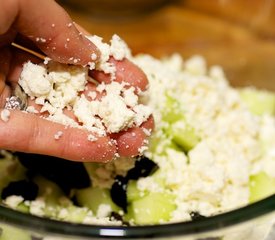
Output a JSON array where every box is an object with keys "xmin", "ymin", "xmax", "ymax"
[
  {"xmin": 0, "ymin": 109, "xmax": 10, "ymax": 122},
  {"xmin": 54, "ymin": 131, "xmax": 63, "ymax": 140}
]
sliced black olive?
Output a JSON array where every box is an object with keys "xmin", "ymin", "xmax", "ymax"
[
  {"xmin": 1, "ymin": 180, "xmax": 38, "ymax": 200},
  {"xmin": 110, "ymin": 176, "xmax": 128, "ymax": 212},
  {"xmin": 110, "ymin": 211, "xmax": 123, "ymax": 222},
  {"xmin": 110, "ymin": 212, "xmax": 129, "ymax": 226},
  {"xmin": 16, "ymin": 152, "xmax": 91, "ymax": 195},
  {"xmin": 190, "ymin": 211, "xmax": 206, "ymax": 221},
  {"xmin": 126, "ymin": 156, "xmax": 158, "ymax": 180}
]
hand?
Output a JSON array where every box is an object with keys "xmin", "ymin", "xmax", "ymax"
[{"xmin": 0, "ymin": 0, "xmax": 154, "ymax": 162}]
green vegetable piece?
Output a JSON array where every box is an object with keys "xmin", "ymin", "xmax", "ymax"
[
  {"xmin": 162, "ymin": 94, "xmax": 185, "ymax": 123},
  {"xmin": 61, "ymin": 205, "xmax": 89, "ymax": 223},
  {"xmin": 16, "ymin": 202, "xmax": 29, "ymax": 214},
  {"xmin": 33, "ymin": 176, "xmax": 67, "ymax": 218},
  {"xmin": 249, "ymin": 172, "xmax": 275, "ymax": 203},
  {"xmin": 127, "ymin": 180, "xmax": 147, "ymax": 202},
  {"xmin": 76, "ymin": 187, "xmax": 120, "ymax": 215},
  {"xmin": 34, "ymin": 176, "xmax": 64, "ymax": 205},
  {"xmin": 127, "ymin": 192, "xmax": 176, "ymax": 225},
  {"xmin": 0, "ymin": 225, "xmax": 31, "ymax": 240},
  {"xmin": 239, "ymin": 88, "xmax": 275, "ymax": 115},
  {"xmin": 0, "ymin": 158, "xmax": 26, "ymax": 198},
  {"xmin": 169, "ymin": 121, "xmax": 200, "ymax": 152}
]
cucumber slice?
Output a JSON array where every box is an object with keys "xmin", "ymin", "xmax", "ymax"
[
  {"xmin": 127, "ymin": 180, "xmax": 148, "ymax": 202},
  {"xmin": 127, "ymin": 192, "xmax": 176, "ymax": 225},
  {"xmin": 239, "ymin": 88, "xmax": 275, "ymax": 115},
  {"xmin": 33, "ymin": 175, "xmax": 66, "ymax": 217},
  {"xmin": 162, "ymin": 94, "xmax": 185, "ymax": 123},
  {"xmin": 147, "ymin": 131, "xmax": 174, "ymax": 156},
  {"xmin": 249, "ymin": 172, "xmax": 275, "ymax": 203},
  {"xmin": 34, "ymin": 176, "xmax": 64, "ymax": 205},
  {"xmin": 168, "ymin": 121, "xmax": 200, "ymax": 152},
  {"xmin": 59, "ymin": 205, "xmax": 89, "ymax": 223},
  {"xmin": 76, "ymin": 187, "xmax": 120, "ymax": 215},
  {"xmin": 0, "ymin": 158, "xmax": 26, "ymax": 198},
  {"xmin": 16, "ymin": 202, "xmax": 29, "ymax": 214},
  {"xmin": 0, "ymin": 225, "xmax": 31, "ymax": 240}
]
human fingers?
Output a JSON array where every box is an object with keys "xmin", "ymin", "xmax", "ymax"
[
  {"xmin": 0, "ymin": 110, "xmax": 116, "ymax": 162},
  {"xmin": 0, "ymin": 0, "xmax": 99, "ymax": 65},
  {"xmin": 91, "ymin": 57, "xmax": 149, "ymax": 92},
  {"xmin": 5, "ymin": 47, "xmax": 42, "ymax": 84},
  {"xmin": 0, "ymin": 47, "xmax": 12, "ymax": 107},
  {"xmin": 111, "ymin": 116, "xmax": 154, "ymax": 157}
]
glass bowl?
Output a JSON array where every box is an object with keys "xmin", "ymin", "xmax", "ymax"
[{"xmin": 1, "ymin": 0, "xmax": 275, "ymax": 239}]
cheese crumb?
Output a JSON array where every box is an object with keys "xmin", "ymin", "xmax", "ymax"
[
  {"xmin": 26, "ymin": 106, "xmax": 39, "ymax": 113},
  {"xmin": 88, "ymin": 134, "xmax": 98, "ymax": 142},
  {"xmin": 44, "ymin": 57, "xmax": 51, "ymax": 65},
  {"xmin": 0, "ymin": 109, "xmax": 10, "ymax": 122},
  {"xmin": 54, "ymin": 131, "xmax": 63, "ymax": 140},
  {"xmin": 4, "ymin": 196, "xmax": 24, "ymax": 209}
]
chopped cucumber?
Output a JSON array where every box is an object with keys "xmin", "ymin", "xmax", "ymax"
[
  {"xmin": 33, "ymin": 175, "xmax": 66, "ymax": 217},
  {"xmin": 162, "ymin": 93, "xmax": 185, "ymax": 123},
  {"xmin": 60, "ymin": 205, "xmax": 89, "ymax": 223},
  {"xmin": 127, "ymin": 180, "xmax": 148, "ymax": 202},
  {"xmin": 249, "ymin": 172, "xmax": 275, "ymax": 203},
  {"xmin": 84, "ymin": 162, "xmax": 100, "ymax": 178},
  {"xmin": 76, "ymin": 187, "xmax": 120, "ymax": 215},
  {"xmin": 168, "ymin": 121, "xmax": 200, "ymax": 152},
  {"xmin": 126, "ymin": 192, "xmax": 176, "ymax": 225},
  {"xmin": 0, "ymin": 158, "xmax": 26, "ymax": 198},
  {"xmin": 0, "ymin": 225, "xmax": 31, "ymax": 240},
  {"xmin": 147, "ymin": 131, "xmax": 175, "ymax": 156},
  {"xmin": 34, "ymin": 176, "xmax": 64, "ymax": 205},
  {"xmin": 16, "ymin": 202, "xmax": 30, "ymax": 214},
  {"xmin": 239, "ymin": 88, "xmax": 275, "ymax": 115}
]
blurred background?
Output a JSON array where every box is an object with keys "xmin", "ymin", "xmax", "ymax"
[{"xmin": 58, "ymin": 0, "xmax": 275, "ymax": 90}]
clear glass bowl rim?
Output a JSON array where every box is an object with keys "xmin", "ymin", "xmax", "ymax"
[{"xmin": 0, "ymin": 194, "xmax": 274, "ymax": 238}]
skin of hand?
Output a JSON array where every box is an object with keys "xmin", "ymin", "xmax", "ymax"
[{"xmin": 0, "ymin": 0, "xmax": 154, "ymax": 162}]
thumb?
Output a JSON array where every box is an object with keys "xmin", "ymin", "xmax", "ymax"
[{"xmin": 1, "ymin": 0, "xmax": 99, "ymax": 65}]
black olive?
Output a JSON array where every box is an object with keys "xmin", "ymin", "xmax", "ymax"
[
  {"xmin": 110, "ymin": 175, "xmax": 128, "ymax": 211},
  {"xmin": 16, "ymin": 152, "xmax": 91, "ymax": 195},
  {"xmin": 110, "ymin": 212, "xmax": 130, "ymax": 226},
  {"xmin": 1, "ymin": 180, "xmax": 38, "ymax": 200},
  {"xmin": 126, "ymin": 156, "xmax": 158, "ymax": 180},
  {"xmin": 190, "ymin": 211, "xmax": 206, "ymax": 221},
  {"xmin": 110, "ymin": 156, "xmax": 158, "ymax": 211},
  {"xmin": 110, "ymin": 211, "xmax": 123, "ymax": 222}
]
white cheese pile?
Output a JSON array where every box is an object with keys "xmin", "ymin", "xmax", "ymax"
[
  {"xmin": 132, "ymin": 54, "xmax": 273, "ymax": 221},
  {"xmin": 18, "ymin": 35, "xmax": 151, "ymax": 137},
  {"xmin": 87, "ymin": 54, "xmax": 275, "ymax": 223}
]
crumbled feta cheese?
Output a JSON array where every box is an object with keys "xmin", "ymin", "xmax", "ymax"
[
  {"xmin": 54, "ymin": 131, "xmax": 63, "ymax": 140},
  {"xmin": 96, "ymin": 204, "xmax": 112, "ymax": 218},
  {"xmin": 19, "ymin": 62, "xmax": 51, "ymax": 98},
  {"xmin": 18, "ymin": 35, "xmax": 151, "ymax": 138},
  {"xmin": 29, "ymin": 198, "xmax": 46, "ymax": 217},
  {"xmin": 44, "ymin": 57, "xmax": 51, "ymax": 65},
  {"xmin": 4, "ymin": 196, "xmax": 24, "ymax": 209},
  {"xmin": 1, "ymin": 109, "xmax": 10, "ymax": 122},
  {"xmin": 110, "ymin": 34, "xmax": 131, "ymax": 60},
  {"xmin": 12, "ymin": 39, "xmax": 275, "ymax": 227},
  {"xmin": 26, "ymin": 106, "xmax": 38, "ymax": 113},
  {"xmin": 87, "ymin": 134, "xmax": 98, "ymax": 142}
]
